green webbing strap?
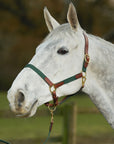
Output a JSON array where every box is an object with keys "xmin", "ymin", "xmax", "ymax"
[
  {"xmin": 25, "ymin": 64, "xmax": 83, "ymax": 87},
  {"xmin": 63, "ymin": 75, "xmax": 79, "ymax": 84},
  {"xmin": 82, "ymin": 61, "xmax": 86, "ymax": 72},
  {"xmin": 25, "ymin": 64, "xmax": 47, "ymax": 81},
  {"xmin": 55, "ymin": 73, "xmax": 82, "ymax": 88}
]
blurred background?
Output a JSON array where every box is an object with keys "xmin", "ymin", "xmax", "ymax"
[
  {"xmin": 0, "ymin": 0, "xmax": 114, "ymax": 144},
  {"xmin": 0, "ymin": 0, "xmax": 114, "ymax": 90}
]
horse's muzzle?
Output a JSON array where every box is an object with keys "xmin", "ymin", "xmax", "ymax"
[{"xmin": 7, "ymin": 89, "xmax": 38, "ymax": 117}]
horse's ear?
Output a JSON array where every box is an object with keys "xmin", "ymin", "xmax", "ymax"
[
  {"xmin": 44, "ymin": 7, "xmax": 60, "ymax": 32},
  {"xmin": 67, "ymin": 3, "xmax": 80, "ymax": 30}
]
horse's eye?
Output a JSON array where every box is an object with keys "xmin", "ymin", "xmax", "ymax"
[{"xmin": 57, "ymin": 47, "xmax": 69, "ymax": 55}]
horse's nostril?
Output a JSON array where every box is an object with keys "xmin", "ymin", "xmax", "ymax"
[
  {"xmin": 18, "ymin": 92, "xmax": 25, "ymax": 103},
  {"xmin": 18, "ymin": 91, "xmax": 25, "ymax": 103},
  {"xmin": 15, "ymin": 91, "xmax": 25, "ymax": 109}
]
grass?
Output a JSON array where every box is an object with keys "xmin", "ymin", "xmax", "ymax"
[
  {"xmin": 0, "ymin": 92, "xmax": 9, "ymax": 110},
  {"xmin": 77, "ymin": 113, "xmax": 114, "ymax": 137},
  {"xmin": 0, "ymin": 114, "xmax": 113, "ymax": 140},
  {"xmin": 0, "ymin": 116, "xmax": 62, "ymax": 140},
  {"xmin": 0, "ymin": 92, "xmax": 114, "ymax": 143}
]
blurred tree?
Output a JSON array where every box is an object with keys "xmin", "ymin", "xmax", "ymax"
[{"xmin": 0, "ymin": 0, "xmax": 35, "ymax": 28}]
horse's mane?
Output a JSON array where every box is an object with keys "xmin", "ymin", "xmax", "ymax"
[{"xmin": 88, "ymin": 34, "xmax": 114, "ymax": 50}]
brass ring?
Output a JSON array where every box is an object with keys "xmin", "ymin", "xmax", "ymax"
[
  {"xmin": 49, "ymin": 85, "xmax": 56, "ymax": 93},
  {"xmin": 84, "ymin": 54, "xmax": 90, "ymax": 63}
]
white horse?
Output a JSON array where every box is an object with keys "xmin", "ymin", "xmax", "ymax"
[{"xmin": 7, "ymin": 3, "xmax": 114, "ymax": 129}]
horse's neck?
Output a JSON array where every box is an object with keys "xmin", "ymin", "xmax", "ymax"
[
  {"xmin": 86, "ymin": 34, "xmax": 114, "ymax": 95},
  {"xmin": 83, "ymin": 34, "xmax": 114, "ymax": 127}
]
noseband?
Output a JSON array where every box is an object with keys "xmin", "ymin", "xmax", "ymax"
[{"xmin": 25, "ymin": 32, "xmax": 90, "ymax": 108}]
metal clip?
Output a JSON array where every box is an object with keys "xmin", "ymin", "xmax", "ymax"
[
  {"xmin": 82, "ymin": 72, "xmax": 87, "ymax": 87},
  {"xmin": 48, "ymin": 106, "xmax": 56, "ymax": 122}
]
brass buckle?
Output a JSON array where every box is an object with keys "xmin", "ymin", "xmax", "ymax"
[
  {"xmin": 84, "ymin": 54, "xmax": 90, "ymax": 63},
  {"xmin": 82, "ymin": 72, "xmax": 86, "ymax": 87},
  {"xmin": 49, "ymin": 85, "xmax": 56, "ymax": 93}
]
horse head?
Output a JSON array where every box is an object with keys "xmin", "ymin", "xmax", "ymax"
[
  {"xmin": 7, "ymin": 3, "xmax": 114, "ymax": 129},
  {"xmin": 7, "ymin": 3, "xmax": 86, "ymax": 117}
]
